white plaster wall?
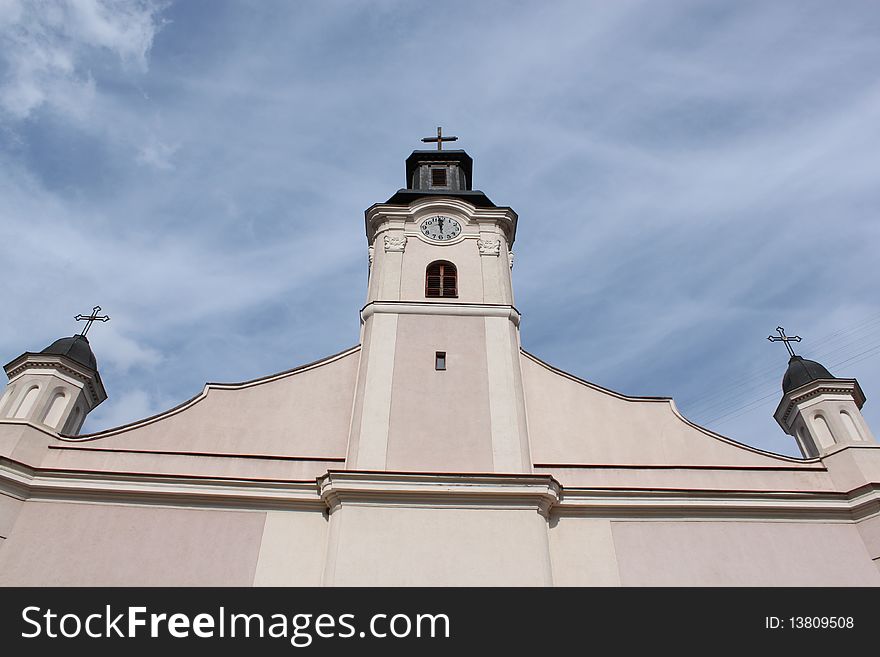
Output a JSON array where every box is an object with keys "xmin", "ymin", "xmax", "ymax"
[
  {"xmin": 376, "ymin": 242, "xmax": 404, "ymax": 301},
  {"xmin": 484, "ymin": 316, "xmax": 530, "ymax": 472},
  {"xmin": 477, "ymin": 231, "xmax": 512, "ymax": 305},
  {"xmin": 12, "ymin": 384, "xmax": 40, "ymax": 418},
  {"xmin": 610, "ymin": 519, "xmax": 880, "ymax": 585},
  {"xmin": 0, "ymin": 423, "xmax": 31, "ymax": 459},
  {"xmin": 0, "ymin": 384, "xmax": 16, "ymax": 416},
  {"xmin": 0, "ymin": 501, "xmax": 266, "ymax": 586},
  {"xmin": 349, "ymin": 314, "xmax": 397, "ymax": 469},
  {"xmin": 0, "ymin": 423, "xmax": 55, "ymax": 465},
  {"xmin": 548, "ymin": 517, "xmax": 621, "ymax": 586},
  {"xmin": 0, "ymin": 492, "xmax": 23, "ymax": 542},
  {"xmin": 822, "ymin": 446, "xmax": 880, "ymax": 492},
  {"xmin": 855, "ymin": 515, "xmax": 880, "ymax": 569},
  {"xmin": 345, "ymin": 327, "xmax": 371, "ymax": 468},
  {"xmin": 253, "ymin": 510, "xmax": 328, "ymax": 586},
  {"xmin": 42, "ymin": 389, "xmax": 70, "ymax": 429},
  {"xmin": 40, "ymin": 447, "xmax": 340, "ymax": 480},
  {"xmin": 323, "ymin": 505, "xmax": 552, "ymax": 586},
  {"xmin": 385, "ymin": 314, "xmax": 494, "ymax": 472}
]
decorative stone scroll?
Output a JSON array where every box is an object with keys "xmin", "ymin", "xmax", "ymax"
[
  {"xmin": 508, "ymin": 251, "xmax": 515, "ymax": 269},
  {"xmin": 383, "ymin": 235, "xmax": 407, "ymax": 252},
  {"xmin": 368, "ymin": 246, "xmax": 375, "ymax": 266},
  {"xmin": 477, "ymin": 239, "xmax": 501, "ymax": 256}
]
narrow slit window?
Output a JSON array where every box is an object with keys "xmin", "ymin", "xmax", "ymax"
[
  {"xmin": 425, "ymin": 261, "xmax": 457, "ymax": 298},
  {"xmin": 431, "ymin": 167, "xmax": 447, "ymax": 187},
  {"xmin": 435, "ymin": 352, "xmax": 446, "ymax": 371}
]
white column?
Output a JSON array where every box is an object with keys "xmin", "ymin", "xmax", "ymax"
[
  {"xmin": 377, "ymin": 234, "xmax": 405, "ymax": 301},
  {"xmin": 352, "ymin": 313, "xmax": 398, "ymax": 469},
  {"xmin": 484, "ymin": 316, "xmax": 531, "ymax": 472}
]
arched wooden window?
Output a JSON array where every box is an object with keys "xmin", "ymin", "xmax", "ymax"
[{"xmin": 425, "ymin": 261, "xmax": 457, "ymax": 298}]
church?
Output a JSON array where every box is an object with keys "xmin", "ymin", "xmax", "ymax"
[{"xmin": 1, "ymin": 135, "xmax": 878, "ymax": 586}]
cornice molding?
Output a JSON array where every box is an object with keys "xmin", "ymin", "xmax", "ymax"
[
  {"xmin": 318, "ymin": 470, "xmax": 561, "ymax": 517},
  {"xmin": 5, "ymin": 354, "xmax": 106, "ymax": 406},
  {"xmin": 0, "ymin": 457, "xmax": 322, "ymax": 511},
  {"xmin": 365, "ymin": 197, "xmax": 518, "ymax": 246},
  {"xmin": 0, "ymin": 418, "xmax": 62, "ymax": 439},
  {"xmin": 361, "ymin": 301, "xmax": 521, "ymax": 326},
  {"xmin": 556, "ymin": 485, "xmax": 880, "ymax": 522},
  {"xmin": 2, "ymin": 457, "xmax": 876, "ymax": 522}
]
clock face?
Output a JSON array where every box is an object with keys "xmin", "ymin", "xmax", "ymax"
[{"xmin": 420, "ymin": 215, "xmax": 461, "ymax": 242}]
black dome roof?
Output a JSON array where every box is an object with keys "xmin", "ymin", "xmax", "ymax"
[
  {"xmin": 41, "ymin": 334, "xmax": 98, "ymax": 371},
  {"xmin": 782, "ymin": 355, "xmax": 834, "ymax": 394}
]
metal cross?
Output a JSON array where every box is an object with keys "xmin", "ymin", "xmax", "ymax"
[
  {"xmin": 74, "ymin": 305, "xmax": 110, "ymax": 337},
  {"xmin": 421, "ymin": 126, "xmax": 458, "ymax": 151},
  {"xmin": 767, "ymin": 326, "xmax": 801, "ymax": 358}
]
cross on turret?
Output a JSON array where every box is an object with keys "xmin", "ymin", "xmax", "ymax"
[
  {"xmin": 421, "ymin": 126, "xmax": 458, "ymax": 151},
  {"xmin": 767, "ymin": 326, "xmax": 801, "ymax": 358},
  {"xmin": 74, "ymin": 305, "xmax": 110, "ymax": 337}
]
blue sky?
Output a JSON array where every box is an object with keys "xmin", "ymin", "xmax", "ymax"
[{"xmin": 1, "ymin": 0, "xmax": 879, "ymax": 456}]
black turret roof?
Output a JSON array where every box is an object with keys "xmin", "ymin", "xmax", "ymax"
[
  {"xmin": 782, "ymin": 355, "xmax": 834, "ymax": 394},
  {"xmin": 41, "ymin": 334, "xmax": 98, "ymax": 371}
]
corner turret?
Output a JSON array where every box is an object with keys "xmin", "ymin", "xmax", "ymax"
[
  {"xmin": 770, "ymin": 328, "xmax": 876, "ymax": 456},
  {"xmin": 0, "ymin": 307, "xmax": 109, "ymax": 435}
]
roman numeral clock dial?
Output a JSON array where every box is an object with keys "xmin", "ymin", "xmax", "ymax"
[{"xmin": 420, "ymin": 215, "xmax": 461, "ymax": 241}]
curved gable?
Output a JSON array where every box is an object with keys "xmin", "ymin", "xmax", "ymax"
[
  {"xmin": 64, "ymin": 347, "xmax": 361, "ymax": 459},
  {"xmin": 521, "ymin": 350, "xmax": 809, "ymax": 467}
]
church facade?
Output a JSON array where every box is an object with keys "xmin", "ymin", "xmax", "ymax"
[{"xmin": 1, "ymin": 144, "xmax": 879, "ymax": 586}]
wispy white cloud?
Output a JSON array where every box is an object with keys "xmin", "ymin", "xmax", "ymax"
[
  {"xmin": 0, "ymin": 0, "xmax": 164, "ymax": 119},
  {"xmin": 136, "ymin": 136, "xmax": 177, "ymax": 170},
  {"xmin": 93, "ymin": 324, "xmax": 163, "ymax": 372},
  {"xmin": 1, "ymin": 0, "xmax": 878, "ymax": 448},
  {"xmin": 86, "ymin": 386, "xmax": 173, "ymax": 430}
]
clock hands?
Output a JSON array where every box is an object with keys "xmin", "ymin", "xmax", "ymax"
[{"xmin": 420, "ymin": 216, "xmax": 460, "ymax": 241}]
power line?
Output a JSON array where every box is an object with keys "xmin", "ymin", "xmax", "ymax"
[
  {"xmin": 702, "ymin": 343, "xmax": 880, "ymax": 428},
  {"xmin": 687, "ymin": 328, "xmax": 880, "ymax": 423},
  {"xmin": 682, "ymin": 313, "xmax": 880, "ymax": 416},
  {"xmin": 685, "ymin": 313, "xmax": 880, "ymax": 412}
]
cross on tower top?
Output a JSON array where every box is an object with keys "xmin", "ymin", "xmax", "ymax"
[
  {"xmin": 74, "ymin": 305, "xmax": 110, "ymax": 337},
  {"xmin": 767, "ymin": 326, "xmax": 802, "ymax": 358},
  {"xmin": 421, "ymin": 126, "xmax": 458, "ymax": 151}
]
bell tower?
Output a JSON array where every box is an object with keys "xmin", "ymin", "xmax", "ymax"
[{"xmin": 346, "ymin": 132, "xmax": 531, "ymax": 473}]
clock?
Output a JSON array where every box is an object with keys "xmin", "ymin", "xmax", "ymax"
[{"xmin": 420, "ymin": 215, "xmax": 461, "ymax": 242}]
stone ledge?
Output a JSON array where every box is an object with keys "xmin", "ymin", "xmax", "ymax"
[{"xmin": 318, "ymin": 470, "xmax": 560, "ymax": 516}]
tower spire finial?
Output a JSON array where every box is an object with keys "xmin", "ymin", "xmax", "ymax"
[
  {"xmin": 767, "ymin": 326, "xmax": 801, "ymax": 358},
  {"xmin": 421, "ymin": 126, "xmax": 458, "ymax": 151},
  {"xmin": 74, "ymin": 305, "xmax": 110, "ymax": 337}
]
